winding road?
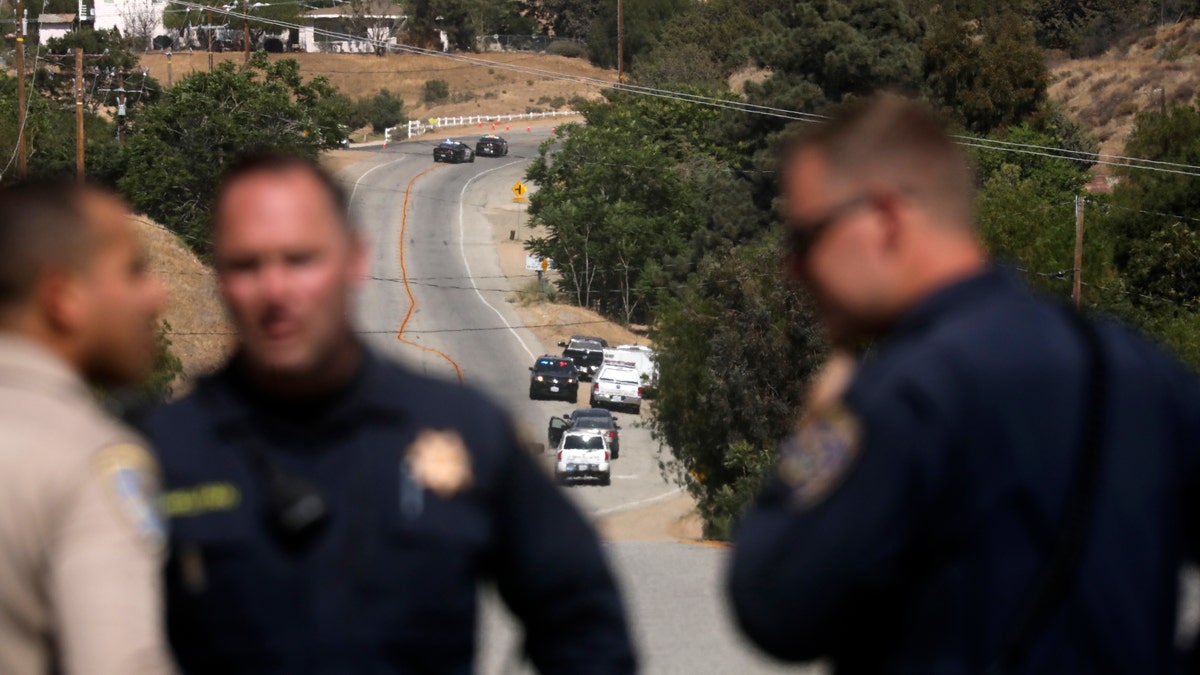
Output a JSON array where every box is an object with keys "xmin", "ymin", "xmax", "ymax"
[{"xmin": 337, "ymin": 132, "xmax": 818, "ymax": 675}]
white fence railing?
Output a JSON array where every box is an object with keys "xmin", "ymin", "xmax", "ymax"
[{"xmin": 405, "ymin": 111, "xmax": 579, "ymax": 139}]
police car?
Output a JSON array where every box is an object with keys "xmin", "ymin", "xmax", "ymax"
[
  {"xmin": 554, "ymin": 430, "xmax": 611, "ymax": 486},
  {"xmin": 475, "ymin": 134, "xmax": 508, "ymax": 157},
  {"xmin": 528, "ymin": 356, "xmax": 579, "ymax": 402},
  {"xmin": 433, "ymin": 139, "xmax": 475, "ymax": 163}
]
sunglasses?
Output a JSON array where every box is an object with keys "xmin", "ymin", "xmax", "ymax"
[{"xmin": 783, "ymin": 196, "xmax": 873, "ymax": 260}]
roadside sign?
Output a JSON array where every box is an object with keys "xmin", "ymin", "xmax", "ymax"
[
  {"xmin": 512, "ymin": 182, "xmax": 527, "ymax": 198},
  {"xmin": 525, "ymin": 254, "xmax": 554, "ymax": 272}
]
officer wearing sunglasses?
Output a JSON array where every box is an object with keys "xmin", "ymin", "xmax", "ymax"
[{"xmin": 729, "ymin": 95, "xmax": 1200, "ymax": 673}]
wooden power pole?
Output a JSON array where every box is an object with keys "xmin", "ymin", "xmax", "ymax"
[
  {"xmin": 207, "ymin": 9, "xmax": 215, "ymax": 72},
  {"xmin": 15, "ymin": 0, "xmax": 27, "ymax": 177},
  {"xmin": 116, "ymin": 71, "xmax": 125, "ymax": 146},
  {"xmin": 616, "ymin": 0, "xmax": 624, "ymax": 87},
  {"xmin": 243, "ymin": 0, "xmax": 251, "ymax": 62},
  {"xmin": 1072, "ymin": 195, "xmax": 1085, "ymax": 308},
  {"xmin": 75, "ymin": 47, "xmax": 84, "ymax": 180}
]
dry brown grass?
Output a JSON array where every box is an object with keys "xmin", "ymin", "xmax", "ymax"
[
  {"xmin": 138, "ymin": 51, "xmax": 611, "ymax": 118},
  {"xmin": 136, "ymin": 216, "xmax": 234, "ymax": 387},
  {"xmin": 1050, "ymin": 18, "xmax": 1200, "ymax": 161}
]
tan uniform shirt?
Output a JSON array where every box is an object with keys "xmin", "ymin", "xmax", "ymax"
[{"xmin": 0, "ymin": 335, "xmax": 175, "ymax": 675}]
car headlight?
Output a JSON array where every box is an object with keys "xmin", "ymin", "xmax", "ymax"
[
  {"xmin": 567, "ymin": 379, "xmax": 576, "ymax": 384},
  {"xmin": 536, "ymin": 376, "xmax": 544, "ymax": 382}
]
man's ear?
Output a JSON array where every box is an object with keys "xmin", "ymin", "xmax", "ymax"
[{"xmin": 36, "ymin": 268, "xmax": 88, "ymax": 334}]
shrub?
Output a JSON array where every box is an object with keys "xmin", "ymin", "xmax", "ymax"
[
  {"xmin": 362, "ymin": 89, "xmax": 406, "ymax": 133},
  {"xmin": 547, "ymin": 40, "xmax": 587, "ymax": 59},
  {"xmin": 422, "ymin": 79, "xmax": 450, "ymax": 104}
]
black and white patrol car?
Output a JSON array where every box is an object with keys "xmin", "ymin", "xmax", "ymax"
[
  {"xmin": 528, "ymin": 356, "xmax": 579, "ymax": 402},
  {"xmin": 475, "ymin": 134, "xmax": 509, "ymax": 157},
  {"xmin": 433, "ymin": 139, "xmax": 475, "ymax": 163}
]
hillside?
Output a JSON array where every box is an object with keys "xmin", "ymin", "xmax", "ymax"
[
  {"xmin": 138, "ymin": 51, "xmax": 613, "ymax": 120},
  {"xmin": 136, "ymin": 216, "xmax": 234, "ymax": 386},
  {"xmin": 1050, "ymin": 19, "xmax": 1200, "ymax": 162}
]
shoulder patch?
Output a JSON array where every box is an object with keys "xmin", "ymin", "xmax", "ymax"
[
  {"xmin": 406, "ymin": 429, "xmax": 473, "ymax": 499},
  {"xmin": 778, "ymin": 404, "xmax": 861, "ymax": 510},
  {"xmin": 94, "ymin": 443, "xmax": 166, "ymax": 550}
]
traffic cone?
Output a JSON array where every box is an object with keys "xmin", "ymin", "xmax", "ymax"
[
  {"xmin": 505, "ymin": 125, "xmax": 510, "ymax": 131},
  {"xmin": 526, "ymin": 126, "xmax": 531, "ymax": 132},
  {"xmin": 551, "ymin": 127, "xmax": 556, "ymax": 135},
  {"xmin": 491, "ymin": 123, "xmax": 496, "ymax": 130}
]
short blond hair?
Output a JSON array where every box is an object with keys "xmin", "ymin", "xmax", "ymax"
[{"xmin": 780, "ymin": 94, "xmax": 976, "ymax": 226}]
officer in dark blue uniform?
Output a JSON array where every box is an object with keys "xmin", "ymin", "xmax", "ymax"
[
  {"xmin": 728, "ymin": 96, "xmax": 1200, "ymax": 673},
  {"xmin": 142, "ymin": 153, "xmax": 636, "ymax": 674}
]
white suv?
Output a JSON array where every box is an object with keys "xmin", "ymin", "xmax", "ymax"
[{"xmin": 554, "ymin": 430, "xmax": 611, "ymax": 486}]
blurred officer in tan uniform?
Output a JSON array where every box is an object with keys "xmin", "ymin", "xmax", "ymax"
[{"xmin": 0, "ymin": 181, "xmax": 175, "ymax": 674}]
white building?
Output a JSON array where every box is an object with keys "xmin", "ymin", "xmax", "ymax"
[
  {"xmin": 90, "ymin": 0, "xmax": 169, "ymax": 46},
  {"xmin": 299, "ymin": 3, "xmax": 405, "ymax": 53},
  {"xmin": 37, "ymin": 13, "xmax": 76, "ymax": 43}
]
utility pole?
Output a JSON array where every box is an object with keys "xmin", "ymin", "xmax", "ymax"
[
  {"xmin": 75, "ymin": 47, "xmax": 84, "ymax": 180},
  {"xmin": 242, "ymin": 0, "xmax": 250, "ymax": 63},
  {"xmin": 166, "ymin": 49, "xmax": 172, "ymax": 87},
  {"xmin": 116, "ymin": 71, "xmax": 126, "ymax": 146},
  {"xmin": 1072, "ymin": 195, "xmax": 1085, "ymax": 308},
  {"xmin": 15, "ymin": 0, "xmax": 27, "ymax": 178},
  {"xmin": 207, "ymin": 9, "xmax": 214, "ymax": 72},
  {"xmin": 616, "ymin": 0, "xmax": 624, "ymax": 88}
]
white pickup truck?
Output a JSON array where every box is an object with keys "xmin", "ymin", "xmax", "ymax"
[
  {"xmin": 590, "ymin": 364, "xmax": 642, "ymax": 415},
  {"xmin": 554, "ymin": 430, "xmax": 611, "ymax": 486}
]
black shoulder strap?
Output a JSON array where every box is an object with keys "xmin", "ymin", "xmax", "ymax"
[{"xmin": 987, "ymin": 308, "xmax": 1109, "ymax": 675}]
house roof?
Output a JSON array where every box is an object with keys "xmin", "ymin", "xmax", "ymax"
[
  {"xmin": 38, "ymin": 13, "xmax": 76, "ymax": 24},
  {"xmin": 302, "ymin": 3, "xmax": 404, "ymax": 19}
]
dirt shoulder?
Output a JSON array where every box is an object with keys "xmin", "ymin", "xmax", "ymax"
[{"xmin": 483, "ymin": 196, "xmax": 704, "ymax": 542}]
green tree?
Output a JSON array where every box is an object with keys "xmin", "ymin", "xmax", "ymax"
[
  {"xmin": 650, "ymin": 238, "xmax": 826, "ymax": 538},
  {"xmin": 362, "ymin": 88, "xmax": 406, "ymax": 132},
  {"xmin": 0, "ymin": 73, "xmax": 122, "ymax": 186},
  {"xmin": 119, "ymin": 53, "xmax": 340, "ymax": 254},
  {"xmin": 587, "ymin": 0, "xmax": 690, "ymax": 71},
  {"xmin": 519, "ymin": 0, "xmax": 601, "ymax": 37}
]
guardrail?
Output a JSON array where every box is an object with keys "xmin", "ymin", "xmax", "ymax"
[{"xmin": 405, "ymin": 111, "xmax": 579, "ymax": 139}]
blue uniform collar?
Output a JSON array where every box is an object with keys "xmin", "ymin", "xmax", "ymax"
[
  {"xmin": 200, "ymin": 346, "xmax": 410, "ymax": 438},
  {"xmin": 886, "ymin": 266, "xmax": 1021, "ymax": 342}
]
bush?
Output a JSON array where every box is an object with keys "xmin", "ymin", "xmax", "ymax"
[
  {"xmin": 360, "ymin": 88, "xmax": 406, "ymax": 133},
  {"xmin": 547, "ymin": 40, "xmax": 588, "ymax": 58},
  {"xmin": 422, "ymin": 79, "xmax": 450, "ymax": 104}
]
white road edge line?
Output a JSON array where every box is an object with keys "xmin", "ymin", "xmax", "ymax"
[
  {"xmin": 591, "ymin": 488, "xmax": 684, "ymax": 517},
  {"xmin": 458, "ymin": 160, "xmax": 537, "ymax": 361},
  {"xmin": 348, "ymin": 155, "xmax": 408, "ymax": 206}
]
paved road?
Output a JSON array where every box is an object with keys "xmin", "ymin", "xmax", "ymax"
[{"xmin": 337, "ymin": 134, "xmax": 818, "ymax": 674}]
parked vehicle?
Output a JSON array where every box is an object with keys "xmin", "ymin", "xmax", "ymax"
[
  {"xmin": 590, "ymin": 365, "xmax": 642, "ymax": 415},
  {"xmin": 475, "ymin": 134, "xmax": 508, "ymax": 157},
  {"xmin": 433, "ymin": 139, "xmax": 475, "ymax": 163},
  {"xmin": 554, "ymin": 430, "xmax": 611, "ymax": 485},
  {"xmin": 559, "ymin": 336, "xmax": 608, "ymax": 381},
  {"xmin": 528, "ymin": 356, "xmax": 579, "ymax": 402},
  {"xmin": 602, "ymin": 345, "xmax": 658, "ymax": 392},
  {"xmin": 548, "ymin": 408, "xmax": 621, "ymax": 458}
]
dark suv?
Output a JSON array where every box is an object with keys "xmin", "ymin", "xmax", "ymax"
[
  {"xmin": 528, "ymin": 356, "xmax": 579, "ymax": 402},
  {"xmin": 475, "ymin": 134, "xmax": 508, "ymax": 157},
  {"xmin": 558, "ymin": 336, "xmax": 608, "ymax": 381},
  {"xmin": 433, "ymin": 140, "xmax": 475, "ymax": 163},
  {"xmin": 549, "ymin": 408, "xmax": 621, "ymax": 458}
]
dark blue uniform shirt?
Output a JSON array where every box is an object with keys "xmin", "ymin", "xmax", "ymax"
[
  {"xmin": 729, "ymin": 268, "xmax": 1200, "ymax": 674},
  {"xmin": 143, "ymin": 349, "xmax": 636, "ymax": 674}
]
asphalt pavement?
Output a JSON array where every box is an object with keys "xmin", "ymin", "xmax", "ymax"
[{"xmin": 337, "ymin": 134, "xmax": 820, "ymax": 674}]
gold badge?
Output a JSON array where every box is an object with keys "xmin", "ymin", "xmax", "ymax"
[
  {"xmin": 94, "ymin": 443, "xmax": 166, "ymax": 550},
  {"xmin": 778, "ymin": 403, "xmax": 861, "ymax": 510},
  {"xmin": 406, "ymin": 430, "xmax": 474, "ymax": 498}
]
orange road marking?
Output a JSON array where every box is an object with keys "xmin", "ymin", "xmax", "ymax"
[{"xmin": 395, "ymin": 164, "xmax": 465, "ymax": 383}]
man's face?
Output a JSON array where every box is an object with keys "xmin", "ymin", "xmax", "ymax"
[
  {"xmin": 213, "ymin": 167, "xmax": 364, "ymax": 378},
  {"xmin": 77, "ymin": 192, "xmax": 167, "ymax": 385},
  {"xmin": 782, "ymin": 150, "xmax": 898, "ymax": 345}
]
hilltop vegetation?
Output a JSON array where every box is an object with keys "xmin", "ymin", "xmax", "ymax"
[{"xmin": 524, "ymin": 0, "xmax": 1200, "ymax": 537}]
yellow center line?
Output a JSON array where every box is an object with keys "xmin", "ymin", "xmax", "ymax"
[{"xmin": 395, "ymin": 164, "xmax": 465, "ymax": 383}]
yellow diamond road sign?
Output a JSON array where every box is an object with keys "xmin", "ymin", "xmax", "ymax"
[{"xmin": 512, "ymin": 182, "xmax": 527, "ymax": 198}]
